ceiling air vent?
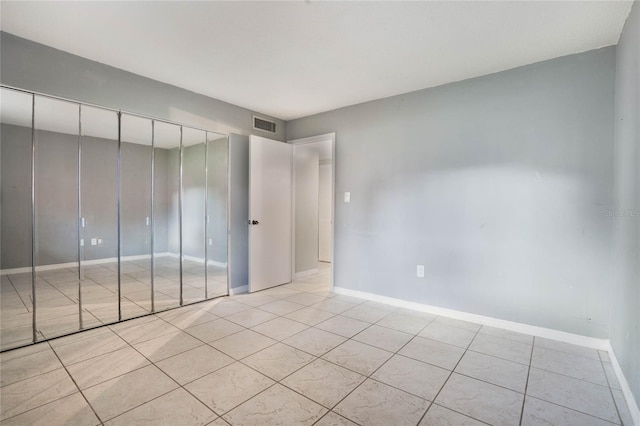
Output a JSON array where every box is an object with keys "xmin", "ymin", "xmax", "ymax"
[{"xmin": 253, "ymin": 115, "xmax": 277, "ymax": 134}]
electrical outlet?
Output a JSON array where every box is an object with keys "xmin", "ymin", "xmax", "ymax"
[
  {"xmin": 80, "ymin": 239, "xmax": 84, "ymax": 247},
  {"xmin": 209, "ymin": 238, "xmax": 213, "ymax": 245},
  {"xmin": 344, "ymin": 192, "xmax": 351, "ymax": 203},
  {"xmin": 97, "ymin": 238, "xmax": 103, "ymax": 245},
  {"xmin": 416, "ymin": 265, "xmax": 425, "ymax": 278},
  {"xmin": 91, "ymin": 238, "xmax": 97, "ymax": 246}
]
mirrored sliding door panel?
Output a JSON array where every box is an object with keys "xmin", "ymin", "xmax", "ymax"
[
  {"xmin": 153, "ymin": 121, "xmax": 182, "ymax": 310},
  {"xmin": 181, "ymin": 127, "xmax": 207, "ymax": 303},
  {"xmin": 79, "ymin": 106, "xmax": 119, "ymax": 326},
  {"xmin": 207, "ymin": 134, "xmax": 229, "ymax": 298},
  {"xmin": 1, "ymin": 88, "xmax": 35, "ymax": 350},
  {"xmin": 120, "ymin": 114, "xmax": 153, "ymax": 319},
  {"xmin": 34, "ymin": 96, "xmax": 83, "ymax": 339}
]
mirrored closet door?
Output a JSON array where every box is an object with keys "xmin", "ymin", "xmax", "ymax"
[{"xmin": 0, "ymin": 86, "xmax": 230, "ymax": 351}]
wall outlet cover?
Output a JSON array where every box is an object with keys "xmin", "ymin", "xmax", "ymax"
[{"xmin": 417, "ymin": 265, "xmax": 425, "ymax": 278}]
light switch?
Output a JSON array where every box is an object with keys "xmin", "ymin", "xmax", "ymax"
[
  {"xmin": 344, "ymin": 192, "xmax": 351, "ymax": 203},
  {"xmin": 80, "ymin": 239, "xmax": 84, "ymax": 247},
  {"xmin": 97, "ymin": 238, "xmax": 103, "ymax": 245},
  {"xmin": 91, "ymin": 238, "xmax": 97, "ymax": 246},
  {"xmin": 209, "ymin": 238, "xmax": 213, "ymax": 246},
  {"xmin": 146, "ymin": 217, "xmax": 150, "ymax": 226}
]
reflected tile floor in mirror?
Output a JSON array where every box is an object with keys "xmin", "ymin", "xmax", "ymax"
[
  {"xmin": 0, "ymin": 256, "xmax": 228, "ymax": 350},
  {"xmin": 0, "ymin": 261, "xmax": 634, "ymax": 425}
]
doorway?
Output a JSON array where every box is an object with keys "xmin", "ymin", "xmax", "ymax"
[{"xmin": 290, "ymin": 133, "xmax": 335, "ymax": 290}]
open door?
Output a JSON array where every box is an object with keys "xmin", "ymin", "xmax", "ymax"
[{"xmin": 248, "ymin": 135, "xmax": 292, "ymax": 292}]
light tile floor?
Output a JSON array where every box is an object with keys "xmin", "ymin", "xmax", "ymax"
[{"xmin": 0, "ymin": 262, "xmax": 635, "ymax": 425}]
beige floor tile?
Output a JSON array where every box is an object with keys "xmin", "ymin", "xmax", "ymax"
[
  {"xmin": 526, "ymin": 367, "xmax": 618, "ymax": 423},
  {"xmin": 431, "ymin": 317, "xmax": 481, "ymax": 332},
  {"xmin": 399, "ymin": 336, "xmax": 465, "ymax": 370},
  {"xmin": 469, "ymin": 333, "xmax": 532, "ymax": 365},
  {"xmin": 110, "ymin": 317, "xmax": 180, "ymax": 345},
  {"xmin": 231, "ymin": 293, "xmax": 279, "ymax": 307},
  {"xmin": 612, "ymin": 389, "xmax": 634, "ymax": 426},
  {"xmin": 251, "ymin": 317, "xmax": 309, "ymax": 341},
  {"xmin": 315, "ymin": 411, "xmax": 358, "ymax": 426},
  {"xmin": 435, "ymin": 373, "xmax": 523, "ymax": 426},
  {"xmin": 52, "ymin": 328, "xmax": 127, "ymax": 366},
  {"xmin": 199, "ymin": 300, "xmax": 250, "ymax": 317},
  {"xmin": 341, "ymin": 305, "xmax": 391, "ymax": 323},
  {"xmin": 375, "ymin": 311, "xmax": 434, "ymax": 335},
  {"xmin": 0, "ymin": 346, "xmax": 62, "ymax": 387},
  {"xmin": 322, "ymin": 340, "xmax": 393, "ymax": 376},
  {"xmin": 312, "ymin": 299, "xmax": 360, "ymax": 315},
  {"xmin": 352, "ymin": 324, "xmax": 413, "ymax": 352},
  {"xmin": 285, "ymin": 307, "xmax": 335, "ymax": 326},
  {"xmin": 210, "ymin": 329, "xmax": 277, "ymax": 359},
  {"xmin": 419, "ymin": 404, "xmax": 485, "ymax": 426},
  {"xmin": 223, "ymin": 384, "xmax": 326, "ymax": 426},
  {"xmin": 283, "ymin": 327, "xmax": 347, "ymax": 357},
  {"xmin": 156, "ymin": 305, "xmax": 218, "ymax": 329},
  {"xmin": 183, "ymin": 318, "xmax": 244, "ymax": 343},
  {"xmin": 225, "ymin": 308, "xmax": 278, "ymax": 328},
  {"xmin": 67, "ymin": 346, "xmax": 149, "ymax": 389},
  {"xmin": 104, "ymin": 388, "xmax": 217, "ymax": 426},
  {"xmin": 132, "ymin": 330, "xmax": 203, "ymax": 362},
  {"xmin": 0, "ymin": 392, "xmax": 99, "ymax": 426},
  {"xmin": 478, "ymin": 325, "xmax": 534, "ymax": 344},
  {"xmin": 315, "ymin": 316, "xmax": 370, "ymax": 338},
  {"xmin": 282, "ymin": 358, "xmax": 365, "ymax": 408},
  {"xmin": 419, "ymin": 322, "xmax": 477, "ymax": 348},
  {"xmin": 521, "ymin": 396, "xmax": 616, "ymax": 426},
  {"xmin": 156, "ymin": 345, "xmax": 234, "ymax": 385},
  {"xmin": 531, "ymin": 346, "xmax": 607, "ymax": 386},
  {"xmin": 0, "ymin": 368, "xmax": 77, "ymax": 421},
  {"xmin": 83, "ymin": 365, "xmax": 178, "ymax": 422},
  {"xmin": 372, "ymin": 354, "xmax": 449, "ymax": 400},
  {"xmin": 455, "ymin": 351, "xmax": 529, "ymax": 392},
  {"xmin": 242, "ymin": 343, "xmax": 315, "ymax": 381},
  {"xmin": 185, "ymin": 362, "xmax": 274, "ymax": 415},
  {"xmin": 284, "ymin": 292, "xmax": 328, "ymax": 306},
  {"xmin": 259, "ymin": 300, "xmax": 306, "ymax": 316},
  {"xmin": 335, "ymin": 379, "xmax": 429, "ymax": 426},
  {"xmin": 534, "ymin": 337, "xmax": 600, "ymax": 360}
]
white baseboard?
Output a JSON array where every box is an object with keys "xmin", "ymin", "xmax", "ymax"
[
  {"xmin": 165, "ymin": 254, "xmax": 227, "ymax": 268},
  {"xmin": 1, "ymin": 253, "xmax": 171, "ymax": 275},
  {"xmin": 606, "ymin": 342, "xmax": 640, "ymax": 425},
  {"xmin": 230, "ymin": 285, "xmax": 248, "ymax": 295},
  {"xmin": 295, "ymin": 268, "xmax": 319, "ymax": 279},
  {"xmin": 334, "ymin": 287, "xmax": 610, "ymax": 350}
]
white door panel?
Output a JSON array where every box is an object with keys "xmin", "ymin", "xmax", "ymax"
[{"xmin": 249, "ymin": 135, "xmax": 292, "ymax": 292}]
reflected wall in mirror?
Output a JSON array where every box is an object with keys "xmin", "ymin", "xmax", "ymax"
[
  {"xmin": 79, "ymin": 106, "xmax": 119, "ymax": 326},
  {"xmin": 181, "ymin": 127, "xmax": 207, "ymax": 303},
  {"xmin": 153, "ymin": 121, "xmax": 182, "ymax": 310},
  {"xmin": 33, "ymin": 96, "xmax": 83, "ymax": 340},
  {"xmin": 207, "ymin": 134, "xmax": 229, "ymax": 298},
  {"xmin": 1, "ymin": 88, "xmax": 34, "ymax": 349},
  {"xmin": 120, "ymin": 114, "xmax": 153, "ymax": 319}
]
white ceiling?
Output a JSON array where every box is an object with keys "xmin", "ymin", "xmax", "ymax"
[{"xmin": 0, "ymin": 1, "xmax": 634, "ymax": 121}]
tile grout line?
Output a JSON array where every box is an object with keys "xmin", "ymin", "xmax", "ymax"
[
  {"xmin": 598, "ymin": 352, "xmax": 625, "ymax": 425},
  {"xmin": 413, "ymin": 320, "xmax": 483, "ymax": 426},
  {"xmin": 518, "ymin": 335, "xmax": 536, "ymax": 426}
]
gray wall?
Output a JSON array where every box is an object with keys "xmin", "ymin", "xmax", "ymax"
[
  {"xmin": 287, "ymin": 47, "xmax": 616, "ymax": 339},
  {"xmin": 611, "ymin": 1, "xmax": 640, "ymax": 407},
  {"xmin": 294, "ymin": 145, "xmax": 320, "ymax": 273},
  {"xmin": 0, "ymin": 32, "xmax": 285, "ymax": 141},
  {"xmin": 229, "ymin": 134, "xmax": 249, "ymax": 290}
]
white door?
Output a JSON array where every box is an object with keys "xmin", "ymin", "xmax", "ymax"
[
  {"xmin": 318, "ymin": 163, "xmax": 333, "ymax": 262},
  {"xmin": 249, "ymin": 135, "xmax": 293, "ymax": 292}
]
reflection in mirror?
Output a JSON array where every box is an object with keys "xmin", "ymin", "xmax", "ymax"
[
  {"xmin": 33, "ymin": 95, "xmax": 85, "ymax": 339},
  {"xmin": 181, "ymin": 127, "xmax": 207, "ymax": 303},
  {"xmin": 207, "ymin": 134, "xmax": 229, "ymax": 298},
  {"xmin": 1, "ymin": 88, "xmax": 35, "ymax": 350},
  {"xmin": 153, "ymin": 121, "xmax": 182, "ymax": 310},
  {"xmin": 79, "ymin": 106, "xmax": 119, "ymax": 326},
  {"xmin": 119, "ymin": 114, "xmax": 153, "ymax": 319}
]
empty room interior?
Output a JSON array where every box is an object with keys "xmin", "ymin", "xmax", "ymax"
[{"xmin": 0, "ymin": 1, "xmax": 638, "ymax": 425}]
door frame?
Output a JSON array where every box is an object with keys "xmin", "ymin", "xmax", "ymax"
[{"xmin": 287, "ymin": 132, "xmax": 336, "ymax": 291}]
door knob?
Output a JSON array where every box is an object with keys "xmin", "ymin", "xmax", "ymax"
[{"xmin": 252, "ymin": 220, "xmax": 259, "ymax": 225}]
